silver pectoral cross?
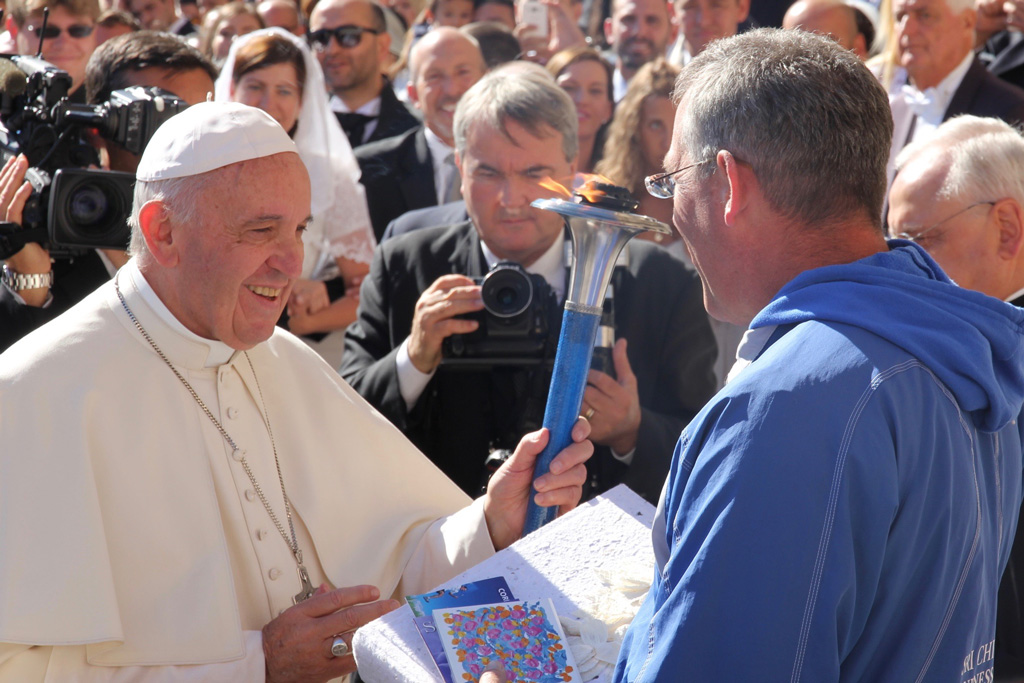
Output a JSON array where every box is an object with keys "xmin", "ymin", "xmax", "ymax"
[{"xmin": 293, "ymin": 564, "xmax": 316, "ymax": 603}]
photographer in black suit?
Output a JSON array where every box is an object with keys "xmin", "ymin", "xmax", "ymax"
[{"xmin": 342, "ymin": 65, "xmax": 717, "ymax": 503}]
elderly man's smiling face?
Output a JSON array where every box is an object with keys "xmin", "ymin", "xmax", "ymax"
[{"xmin": 164, "ymin": 152, "xmax": 311, "ymax": 349}]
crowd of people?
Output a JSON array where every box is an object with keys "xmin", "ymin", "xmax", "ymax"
[{"xmin": 2, "ymin": 0, "xmax": 1024, "ymax": 679}]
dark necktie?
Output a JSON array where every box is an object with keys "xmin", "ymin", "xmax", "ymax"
[{"xmin": 336, "ymin": 112, "xmax": 377, "ymax": 148}]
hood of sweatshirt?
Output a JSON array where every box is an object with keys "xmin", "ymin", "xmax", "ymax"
[{"xmin": 750, "ymin": 241, "xmax": 1024, "ymax": 432}]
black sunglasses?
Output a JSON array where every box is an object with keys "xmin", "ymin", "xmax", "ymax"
[
  {"xmin": 307, "ymin": 25, "xmax": 380, "ymax": 50},
  {"xmin": 25, "ymin": 23, "xmax": 94, "ymax": 39}
]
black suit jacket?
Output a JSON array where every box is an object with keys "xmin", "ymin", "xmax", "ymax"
[
  {"xmin": 944, "ymin": 55, "xmax": 1024, "ymax": 123},
  {"xmin": 381, "ymin": 200, "xmax": 469, "ymax": 242},
  {"xmin": 341, "ymin": 222, "xmax": 718, "ymax": 503},
  {"xmin": 336, "ymin": 83, "xmax": 420, "ymax": 150},
  {"xmin": 981, "ymin": 30, "xmax": 1024, "ymax": 91},
  {"xmin": 356, "ymin": 126, "xmax": 437, "ymax": 241},
  {"xmin": 0, "ymin": 250, "xmax": 110, "ymax": 352}
]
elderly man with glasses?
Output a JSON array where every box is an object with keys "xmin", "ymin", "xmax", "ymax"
[
  {"xmin": 7, "ymin": 0, "xmax": 100, "ymax": 101},
  {"xmin": 611, "ymin": 29, "xmax": 1024, "ymax": 682},
  {"xmin": 308, "ymin": 0, "xmax": 418, "ymax": 148}
]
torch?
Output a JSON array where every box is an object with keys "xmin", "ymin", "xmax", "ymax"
[{"xmin": 522, "ymin": 180, "xmax": 670, "ymax": 536}]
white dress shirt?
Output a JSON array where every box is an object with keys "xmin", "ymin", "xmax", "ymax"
[
  {"xmin": 886, "ymin": 52, "xmax": 974, "ymax": 190},
  {"xmin": 425, "ymin": 127, "xmax": 458, "ymax": 205}
]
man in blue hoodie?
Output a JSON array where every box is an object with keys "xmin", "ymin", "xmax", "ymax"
[{"xmin": 613, "ymin": 28, "xmax": 1024, "ymax": 682}]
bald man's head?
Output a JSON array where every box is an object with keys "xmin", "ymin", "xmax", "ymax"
[
  {"xmin": 408, "ymin": 26, "xmax": 485, "ymax": 144},
  {"xmin": 783, "ymin": 0, "xmax": 868, "ymax": 59},
  {"xmin": 257, "ymin": 0, "xmax": 304, "ymax": 35}
]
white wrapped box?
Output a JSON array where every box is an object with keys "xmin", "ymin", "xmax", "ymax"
[{"xmin": 353, "ymin": 485, "xmax": 656, "ymax": 683}]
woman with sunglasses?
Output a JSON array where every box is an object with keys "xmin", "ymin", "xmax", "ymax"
[
  {"xmin": 215, "ymin": 27, "xmax": 376, "ymax": 361},
  {"xmin": 9, "ymin": 0, "xmax": 99, "ymax": 101}
]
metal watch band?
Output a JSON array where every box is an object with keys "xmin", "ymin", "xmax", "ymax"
[{"xmin": 2, "ymin": 264, "xmax": 53, "ymax": 291}]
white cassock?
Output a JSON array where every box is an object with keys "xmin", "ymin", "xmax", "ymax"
[{"xmin": 0, "ymin": 260, "xmax": 494, "ymax": 680}]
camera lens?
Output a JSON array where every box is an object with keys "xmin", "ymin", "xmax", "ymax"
[
  {"xmin": 481, "ymin": 263, "xmax": 533, "ymax": 318},
  {"xmin": 69, "ymin": 184, "xmax": 110, "ymax": 228},
  {"xmin": 49, "ymin": 169, "xmax": 134, "ymax": 249}
]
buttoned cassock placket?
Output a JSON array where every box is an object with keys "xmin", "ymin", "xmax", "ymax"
[{"xmin": 193, "ymin": 360, "xmax": 330, "ymax": 624}]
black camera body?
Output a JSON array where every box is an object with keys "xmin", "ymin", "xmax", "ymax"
[
  {"xmin": 0, "ymin": 56, "xmax": 186, "ymax": 259},
  {"xmin": 442, "ymin": 261, "xmax": 561, "ymax": 366}
]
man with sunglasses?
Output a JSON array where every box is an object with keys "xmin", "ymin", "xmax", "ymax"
[
  {"xmin": 6, "ymin": 0, "xmax": 100, "ymax": 101},
  {"xmin": 309, "ymin": 0, "xmax": 418, "ymax": 148},
  {"xmin": 611, "ymin": 29, "xmax": 1024, "ymax": 682}
]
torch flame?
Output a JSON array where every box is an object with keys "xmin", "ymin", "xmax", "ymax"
[
  {"xmin": 539, "ymin": 176, "xmax": 573, "ymax": 197},
  {"xmin": 539, "ymin": 173, "xmax": 618, "ymax": 201},
  {"xmin": 574, "ymin": 173, "xmax": 616, "ymax": 204}
]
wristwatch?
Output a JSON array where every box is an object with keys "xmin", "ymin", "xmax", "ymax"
[{"xmin": 2, "ymin": 264, "xmax": 53, "ymax": 291}]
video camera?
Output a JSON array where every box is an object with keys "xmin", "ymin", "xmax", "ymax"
[{"xmin": 0, "ymin": 54, "xmax": 186, "ymax": 260}]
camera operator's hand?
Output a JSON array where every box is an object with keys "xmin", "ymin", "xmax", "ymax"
[
  {"xmin": 408, "ymin": 274, "xmax": 483, "ymax": 374},
  {"xmin": 262, "ymin": 583, "xmax": 400, "ymax": 683},
  {"xmin": 0, "ymin": 155, "xmax": 50, "ymax": 307},
  {"xmin": 581, "ymin": 338, "xmax": 642, "ymax": 455}
]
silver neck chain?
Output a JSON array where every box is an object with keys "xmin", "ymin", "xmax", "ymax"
[{"xmin": 114, "ymin": 277, "xmax": 305, "ymax": 570}]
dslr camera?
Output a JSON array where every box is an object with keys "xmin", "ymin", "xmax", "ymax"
[
  {"xmin": 0, "ymin": 55, "xmax": 186, "ymax": 259},
  {"xmin": 442, "ymin": 261, "xmax": 561, "ymax": 366}
]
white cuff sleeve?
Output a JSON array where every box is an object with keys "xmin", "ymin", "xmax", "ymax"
[{"xmin": 396, "ymin": 338, "xmax": 436, "ymax": 412}]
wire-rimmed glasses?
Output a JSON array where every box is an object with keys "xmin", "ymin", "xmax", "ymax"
[{"xmin": 644, "ymin": 159, "xmax": 711, "ymax": 199}]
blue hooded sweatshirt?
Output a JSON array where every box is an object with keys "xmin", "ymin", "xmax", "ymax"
[{"xmin": 614, "ymin": 243, "xmax": 1024, "ymax": 682}]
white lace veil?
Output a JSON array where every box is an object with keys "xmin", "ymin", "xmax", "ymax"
[{"xmin": 214, "ymin": 27, "xmax": 376, "ymax": 279}]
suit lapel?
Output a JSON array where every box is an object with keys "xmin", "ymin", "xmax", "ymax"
[
  {"xmin": 943, "ymin": 57, "xmax": 984, "ymax": 120},
  {"xmin": 448, "ymin": 222, "xmax": 488, "ymax": 280}
]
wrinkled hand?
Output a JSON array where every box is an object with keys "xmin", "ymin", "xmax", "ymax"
[
  {"xmin": 483, "ymin": 419, "xmax": 593, "ymax": 550},
  {"xmin": 581, "ymin": 338, "xmax": 641, "ymax": 455},
  {"xmin": 262, "ymin": 584, "xmax": 400, "ymax": 683},
  {"xmin": 288, "ymin": 278, "xmax": 330, "ymax": 318},
  {"xmin": 407, "ymin": 274, "xmax": 482, "ymax": 374}
]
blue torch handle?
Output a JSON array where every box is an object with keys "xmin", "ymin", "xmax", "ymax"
[{"xmin": 522, "ymin": 306, "xmax": 601, "ymax": 536}]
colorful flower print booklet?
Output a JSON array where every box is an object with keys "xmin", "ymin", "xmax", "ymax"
[{"xmin": 407, "ymin": 578, "xmax": 581, "ymax": 683}]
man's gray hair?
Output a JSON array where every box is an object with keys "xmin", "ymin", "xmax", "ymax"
[
  {"xmin": 454, "ymin": 64, "xmax": 579, "ymax": 164},
  {"xmin": 127, "ymin": 175, "xmax": 207, "ymax": 257},
  {"xmin": 896, "ymin": 115, "xmax": 1024, "ymax": 208},
  {"xmin": 674, "ymin": 28, "xmax": 892, "ymax": 229}
]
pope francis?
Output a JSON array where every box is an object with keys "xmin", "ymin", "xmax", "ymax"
[{"xmin": 0, "ymin": 102, "xmax": 592, "ymax": 681}]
